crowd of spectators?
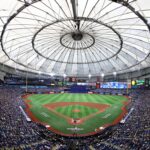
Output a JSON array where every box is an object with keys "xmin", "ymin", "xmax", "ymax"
[
  {"xmin": 92, "ymin": 88, "xmax": 129, "ymax": 95},
  {"xmin": 24, "ymin": 87, "xmax": 63, "ymax": 93},
  {"xmin": 0, "ymin": 86, "xmax": 149, "ymax": 150}
]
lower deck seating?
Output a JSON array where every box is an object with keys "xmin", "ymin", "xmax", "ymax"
[{"xmin": 0, "ymin": 87, "xmax": 149, "ymax": 149}]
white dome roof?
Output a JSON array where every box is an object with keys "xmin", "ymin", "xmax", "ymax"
[{"xmin": 0, "ymin": 0, "xmax": 150, "ymax": 77}]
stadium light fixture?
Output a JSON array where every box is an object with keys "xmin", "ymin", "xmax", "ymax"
[
  {"xmin": 88, "ymin": 74, "xmax": 91, "ymax": 78},
  {"xmin": 50, "ymin": 72, "xmax": 55, "ymax": 77},
  {"xmin": 101, "ymin": 73, "xmax": 105, "ymax": 77},
  {"xmin": 113, "ymin": 72, "xmax": 117, "ymax": 76},
  {"xmin": 63, "ymin": 74, "xmax": 67, "ymax": 78}
]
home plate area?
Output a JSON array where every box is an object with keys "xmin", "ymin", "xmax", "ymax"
[{"xmin": 71, "ymin": 118, "xmax": 82, "ymax": 125}]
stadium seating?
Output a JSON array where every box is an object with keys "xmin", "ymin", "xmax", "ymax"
[{"xmin": 0, "ymin": 86, "xmax": 149, "ymax": 149}]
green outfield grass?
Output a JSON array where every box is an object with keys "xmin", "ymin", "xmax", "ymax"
[{"xmin": 25, "ymin": 93, "xmax": 128, "ymax": 136}]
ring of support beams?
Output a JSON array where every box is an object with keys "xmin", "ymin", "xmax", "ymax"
[
  {"xmin": 32, "ymin": 17, "xmax": 123, "ymax": 63},
  {"xmin": 60, "ymin": 32, "xmax": 95, "ymax": 50},
  {"xmin": 0, "ymin": 0, "xmax": 150, "ymax": 76}
]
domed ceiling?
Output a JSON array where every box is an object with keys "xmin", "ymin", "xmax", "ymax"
[{"xmin": 0, "ymin": 0, "xmax": 150, "ymax": 77}]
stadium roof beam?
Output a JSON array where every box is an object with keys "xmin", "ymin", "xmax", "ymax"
[{"xmin": 0, "ymin": 0, "xmax": 150, "ymax": 77}]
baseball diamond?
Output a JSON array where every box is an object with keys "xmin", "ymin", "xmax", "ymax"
[{"xmin": 23, "ymin": 93, "xmax": 129, "ymax": 137}]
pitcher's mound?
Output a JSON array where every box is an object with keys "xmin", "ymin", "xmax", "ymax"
[{"xmin": 73, "ymin": 109, "xmax": 80, "ymax": 113}]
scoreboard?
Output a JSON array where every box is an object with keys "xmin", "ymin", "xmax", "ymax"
[
  {"xmin": 131, "ymin": 79, "xmax": 150, "ymax": 88},
  {"xmin": 68, "ymin": 77, "xmax": 86, "ymax": 83},
  {"xmin": 131, "ymin": 80, "xmax": 145, "ymax": 86}
]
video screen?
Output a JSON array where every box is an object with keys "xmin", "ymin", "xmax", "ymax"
[
  {"xmin": 101, "ymin": 82, "xmax": 127, "ymax": 89},
  {"xmin": 131, "ymin": 80, "xmax": 145, "ymax": 86}
]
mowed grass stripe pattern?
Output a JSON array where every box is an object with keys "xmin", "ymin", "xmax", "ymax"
[
  {"xmin": 56, "ymin": 105, "xmax": 98, "ymax": 119},
  {"xmin": 26, "ymin": 94, "xmax": 128, "ymax": 135}
]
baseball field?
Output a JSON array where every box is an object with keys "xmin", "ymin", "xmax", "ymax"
[{"xmin": 23, "ymin": 93, "xmax": 129, "ymax": 137}]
